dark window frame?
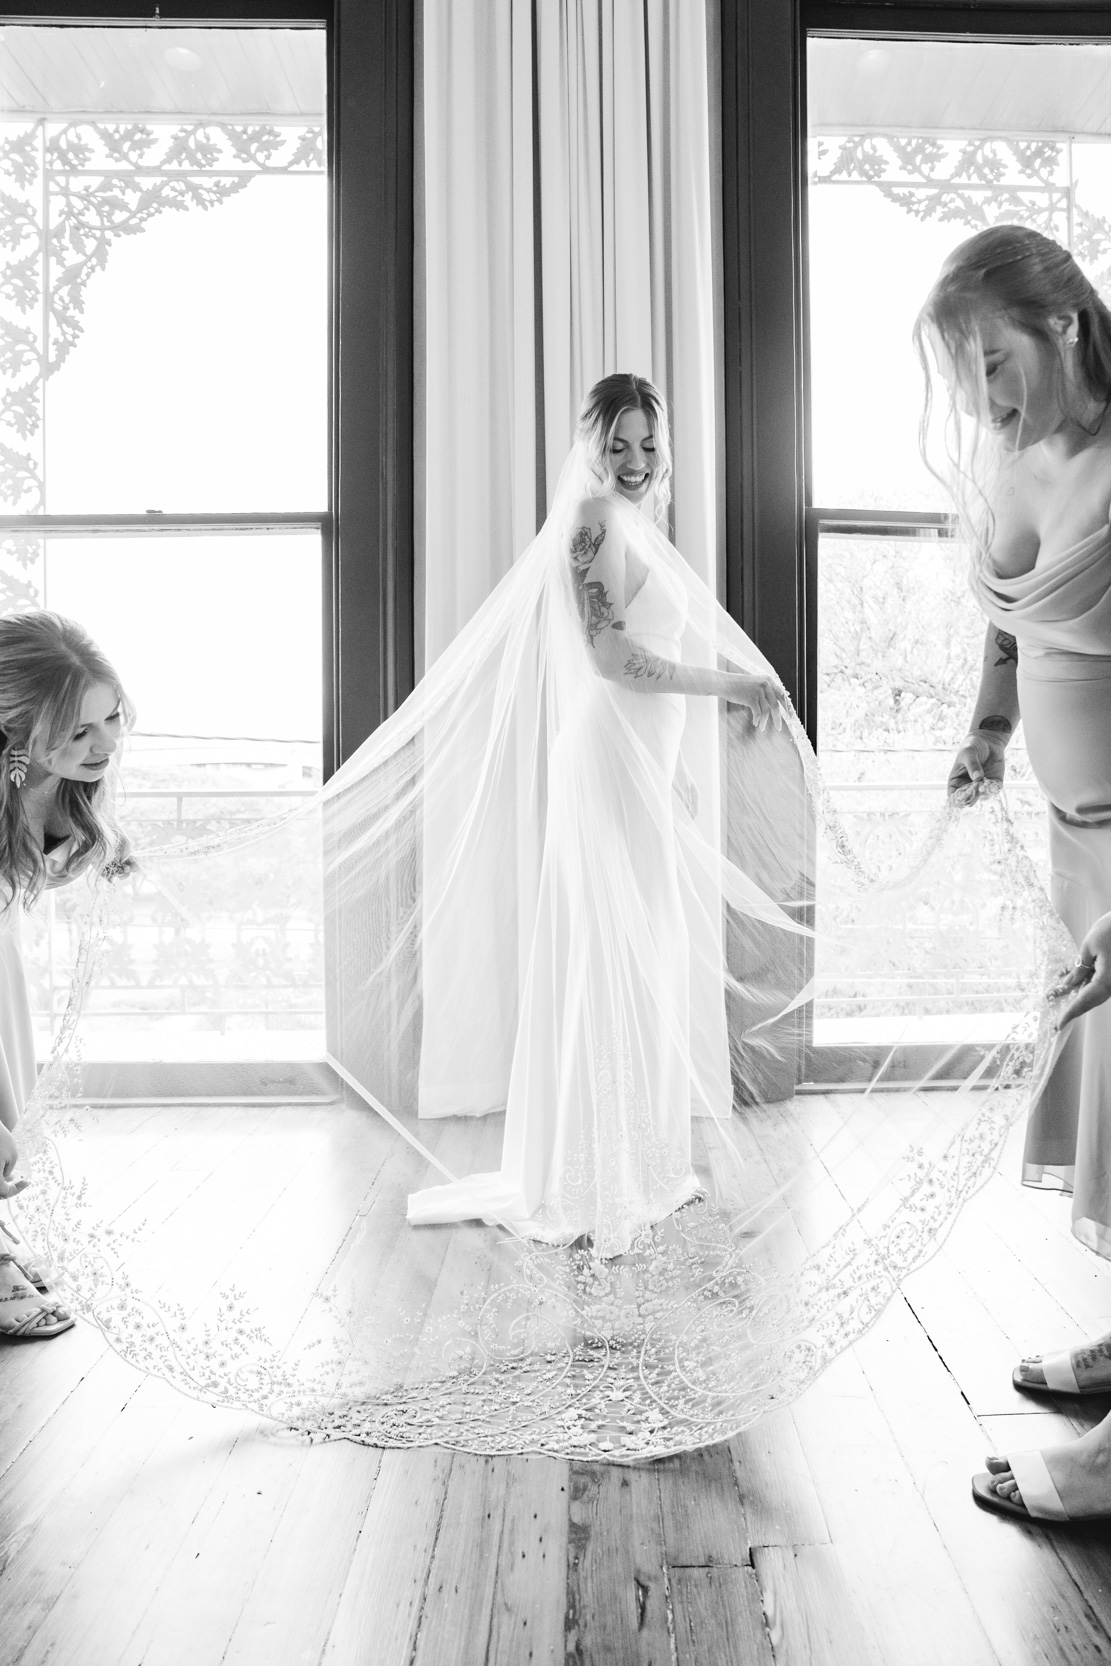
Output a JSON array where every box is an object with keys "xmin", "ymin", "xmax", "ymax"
[{"xmin": 0, "ymin": 0, "xmax": 415, "ymax": 778}]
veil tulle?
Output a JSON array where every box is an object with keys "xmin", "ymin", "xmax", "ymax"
[{"xmin": 9, "ymin": 443, "xmax": 1070, "ymax": 1457}]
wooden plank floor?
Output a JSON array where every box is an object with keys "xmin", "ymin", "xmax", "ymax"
[{"xmin": 4, "ymin": 1107, "xmax": 1111, "ymax": 1665}]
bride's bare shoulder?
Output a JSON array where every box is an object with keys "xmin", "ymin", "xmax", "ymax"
[
  {"xmin": 566, "ymin": 495, "xmax": 625, "ymax": 561},
  {"xmin": 568, "ymin": 493, "xmax": 622, "ymax": 527}
]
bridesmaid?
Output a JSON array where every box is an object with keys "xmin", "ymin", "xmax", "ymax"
[
  {"xmin": 916, "ymin": 224, "xmax": 1111, "ymax": 1483},
  {"xmin": 922, "ymin": 226, "xmax": 1111, "ymax": 1304},
  {"xmin": 0, "ymin": 610, "xmax": 132, "ymax": 1341}
]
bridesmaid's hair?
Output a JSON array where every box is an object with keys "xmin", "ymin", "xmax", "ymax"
[
  {"xmin": 576, "ymin": 372, "xmax": 673, "ymax": 524},
  {"xmin": 0, "ymin": 611, "xmax": 134, "ymax": 911},
  {"xmin": 914, "ymin": 226, "xmax": 1111, "ymax": 547}
]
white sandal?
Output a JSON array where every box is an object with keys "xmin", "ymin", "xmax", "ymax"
[
  {"xmin": 972, "ymin": 1451, "xmax": 1086, "ymax": 1525},
  {"xmin": 1011, "ymin": 1348, "xmax": 1111, "ymax": 1398},
  {"xmin": 0, "ymin": 1217, "xmax": 50, "ymax": 1292},
  {"xmin": 0, "ymin": 1253, "xmax": 73, "ymax": 1341}
]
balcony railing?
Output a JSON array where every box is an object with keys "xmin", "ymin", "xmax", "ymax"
[{"xmin": 34, "ymin": 784, "xmax": 323, "ymax": 1043}]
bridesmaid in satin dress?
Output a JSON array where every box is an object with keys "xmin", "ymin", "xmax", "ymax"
[
  {"xmin": 0, "ymin": 611, "xmax": 132, "ymax": 1342},
  {"xmin": 917, "ymin": 225, "xmax": 1111, "ymax": 1522}
]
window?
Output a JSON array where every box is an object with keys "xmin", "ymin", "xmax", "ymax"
[{"xmin": 805, "ymin": 29, "xmax": 1111, "ymax": 1048}]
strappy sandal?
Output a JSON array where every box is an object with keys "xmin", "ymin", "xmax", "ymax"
[
  {"xmin": 0, "ymin": 1217, "xmax": 50, "ymax": 1292},
  {"xmin": 1012, "ymin": 1349, "xmax": 1111, "ymax": 1399},
  {"xmin": 0, "ymin": 1303, "xmax": 74, "ymax": 1340},
  {"xmin": 0, "ymin": 1254, "xmax": 73, "ymax": 1340}
]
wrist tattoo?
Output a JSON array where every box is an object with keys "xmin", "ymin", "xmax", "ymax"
[
  {"xmin": 624, "ymin": 643, "xmax": 676, "ymax": 683},
  {"xmin": 992, "ymin": 630, "xmax": 1018, "ymax": 668},
  {"xmin": 977, "ymin": 715, "xmax": 1012, "ymax": 736}
]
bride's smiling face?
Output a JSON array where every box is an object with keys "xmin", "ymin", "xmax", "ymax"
[{"xmin": 609, "ymin": 408, "xmax": 657, "ymax": 503}]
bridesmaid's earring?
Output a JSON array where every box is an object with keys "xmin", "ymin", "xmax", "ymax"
[{"xmin": 8, "ymin": 748, "xmax": 29, "ymax": 789}]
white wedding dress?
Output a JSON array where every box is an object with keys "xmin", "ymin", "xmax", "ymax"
[{"xmin": 408, "ymin": 551, "xmax": 730, "ymax": 1254}]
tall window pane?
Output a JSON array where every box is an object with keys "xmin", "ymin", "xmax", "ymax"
[
  {"xmin": 804, "ymin": 37, "xmax": 1111, "ymax": 1042},
  {"xmin": 0, "ymin": 26, "xmax": 328, "ymax": 1058},
  {"xmin": 0, "ymin": 26, "xmax": 327, "ymax": 515}
]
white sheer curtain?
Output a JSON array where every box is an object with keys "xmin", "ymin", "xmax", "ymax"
[{"xmin": 420, "ymin": 0, "xmax": 721, "ymax": 668}]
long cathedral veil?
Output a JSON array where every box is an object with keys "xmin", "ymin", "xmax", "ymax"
[{"xmin": 9, "ymin": 443, "xmax": 1069, "ymax": 1457}]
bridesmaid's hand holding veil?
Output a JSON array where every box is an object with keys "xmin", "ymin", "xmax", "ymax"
[
  {"xmin": 948, "ymin": 732, "xmax": 1007, "ymax": 805},
  {"xmin": 1051, "ymin": 912, "xmax": 1111, "ymax": 1030}
]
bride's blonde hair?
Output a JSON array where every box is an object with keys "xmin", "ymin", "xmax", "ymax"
[
  {"xmin": 576, "ymin": 372, "xmax": 673, "ymax": 524},
  {"xmin": 0, "ymin": 611, "xmax": 134, "ymax": 911},
  {"xmin": 914, "ymin": 226, "xmax": 1111, "ymax": 550}
]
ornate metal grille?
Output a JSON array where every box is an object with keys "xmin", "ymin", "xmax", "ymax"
[
  {"xmin": 813, "ymin": 133, "xmax": 1111, "ymax": 296},
  {"xmin": 0, "ymin": 116, "xmax": 325, "ymax": 608}
]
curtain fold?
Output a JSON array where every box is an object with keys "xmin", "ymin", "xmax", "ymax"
[{"xmin": 421, "ymin": 0, "xmax": 720, "ymax": 665}]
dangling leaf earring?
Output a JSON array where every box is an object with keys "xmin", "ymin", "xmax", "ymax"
[{"xmin": 8, "ymin": 748, "xmax": 30, "ymax": 789}]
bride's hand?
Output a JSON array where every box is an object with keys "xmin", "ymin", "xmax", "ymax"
[
  {"xmin": 947, "ymin": 733, "xmax": 1006, "ymax": 805},
  {"xmin": 725, "ymin": 672, "xmax": 785, "ymax": 731}
]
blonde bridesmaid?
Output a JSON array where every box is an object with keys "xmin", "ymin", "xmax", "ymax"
[{"xmin": 0, "ymin": 611, "xmax": 132, "ymax": 1341}]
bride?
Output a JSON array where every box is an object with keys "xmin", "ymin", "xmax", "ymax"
[{"xmin": 407, "ymin": 374, "xmax": 783, "ymax": 1255}]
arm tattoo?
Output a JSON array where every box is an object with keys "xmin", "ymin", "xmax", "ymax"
[
  {"xmin": 992, "ymin": 630, "xmax": 1018, "ymax": 668},
  {"xmin": 977, "ymin": 715, "xmax": 1012, "ymax": 736},
  {"xmin": 569, "ymin": 522, "xmax": 617, "ymax": 643},
  {"xmin": 623, "ymin": 643, "xmax": 676, "ymax": 683}
]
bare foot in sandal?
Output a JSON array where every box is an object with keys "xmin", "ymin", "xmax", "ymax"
[
  {"xmin": 979, "ymin": 1416, "xmax": 1111, "ymax": 1523},
  {"xmin": 0, "ymin": 1252, "xmax": 73, "ymax": 1340},
  {"xmin": 1016, "ymin": 1334, "xmax": 1111, "ymax": 1395}
]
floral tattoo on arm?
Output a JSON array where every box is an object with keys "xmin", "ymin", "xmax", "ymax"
[
  {"xmin": 623, "ymin": 643, "xmax": 676, "ymax": 683},
  {"xmin": 569, "ymin": 522, "xmax": 623, "ymax": 644}
]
